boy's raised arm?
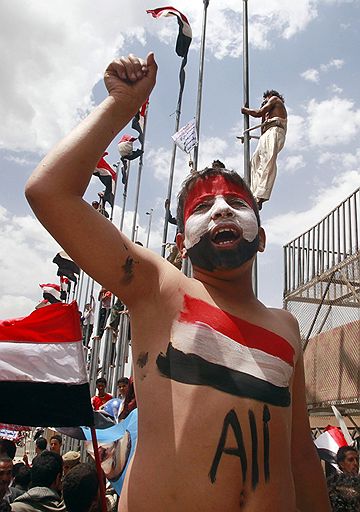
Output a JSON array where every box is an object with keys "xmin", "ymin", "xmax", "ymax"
[{"xmin": 25, "ymin": 54, "xmax": 159, "ymax": 305}]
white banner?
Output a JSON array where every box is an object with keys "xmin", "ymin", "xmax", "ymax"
[{"xmin": 172, "ymin": 119, "xmax": 198, "ymax": 154}]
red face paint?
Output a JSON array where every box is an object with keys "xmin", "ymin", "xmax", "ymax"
[{"xmin": 183, "ymin": 175, "xmax": 255, "ymax": 224}]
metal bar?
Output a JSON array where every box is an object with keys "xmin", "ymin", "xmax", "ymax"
[
  {"xmin": 193, "ymin": 0, "xmax": 210, "ymax": 170},
  {"xmin": 131, "ymin": 109, "xmax": 149, "ymax": 241},
  {"xmin": 242, "ymin": 0, "xmax": 251, "ymax": 185}
]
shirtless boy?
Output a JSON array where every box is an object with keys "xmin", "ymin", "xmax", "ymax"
[
  {"xmin": 26, "ymin": 54, "xmax": 329, "ymax": 511},
  {"xmin": 242, "ymin": 90, "xmax": 287, "ymax": 210}
]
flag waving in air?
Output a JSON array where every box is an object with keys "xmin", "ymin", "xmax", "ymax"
[
  {"xmin": 147, "ymin": 7, "xmax": 192, "ymax": 57},
  {"xmin": 0, "ymin": 301, "xmax": 93, "ymax": 427},
  {"xmin": 147, "ymin": 7, "xmax": 192, "ymax": 102},
  {"xmin": 93, "ymin": 152, "xmax": 117, "ymax": 207}
]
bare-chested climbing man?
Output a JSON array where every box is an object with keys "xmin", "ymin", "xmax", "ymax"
[
  {"xmin": 242, "ymin": 90, "xmax": 287, "ymax": 210},
  {"xmin": 25, "ymin": 54, "xmax": 329, "ymax": 512}
]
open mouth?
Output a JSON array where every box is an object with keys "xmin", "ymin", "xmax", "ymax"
[{"xmin": 211, "ymin": 226, "xmax": 241, "ymax": 247}]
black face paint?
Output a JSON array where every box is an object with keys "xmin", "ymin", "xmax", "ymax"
[
  {"xmin": 263, "ymin": 405, "xmax": 271, "ymax": 482},
  {"xmin": 186, "ymin": 232, "xmax": 259, "ymax": 272},
  {"xmin": 248, "ymin": 409, "xmax": 259, "ymax": 490},
  {"xmin": 122, "ymin": 256, "xmax": 137, "ymax": 283},
  {"xmin": 209, "ymin": 409, "xmax": 247, "ymax": 484}
]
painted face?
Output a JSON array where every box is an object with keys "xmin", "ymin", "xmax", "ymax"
[{"xmin": 183, "ymin": 175, "xmax": 259, "ymax": 271}]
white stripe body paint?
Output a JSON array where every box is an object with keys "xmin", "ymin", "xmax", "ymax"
[
  {"xmin": 0, "ymin": 340, "xmax": 88, "ymax": 384},
  {"xmin": 171, "ymin": 321, "xmax": 293, "ymax": 387},
  {"xmin": 184, "ymin": 196, "xmax": 258, "ymax": 249}
]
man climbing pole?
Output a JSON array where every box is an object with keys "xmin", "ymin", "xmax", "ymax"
[{"xmin": 241, "ymin": 90, "xmax": 287, "ymax": 210}]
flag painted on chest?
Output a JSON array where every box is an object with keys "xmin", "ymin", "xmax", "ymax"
[
  {"xmin": 0, "ymin": 301, "xmax": 93, "ymax": 427},
  {"xmin": 156, "ymin": 295, "xmax": 295, "ymax": 407}
]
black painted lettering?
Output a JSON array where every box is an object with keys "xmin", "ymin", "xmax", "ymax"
[
  {"xmin": 263, "ymin": 405, "xmax": 271, "ymax": 482},
  {"xmin": 209, "ymin": 409, "xmax": 247, "ymax": 484},
  {"xmin": 248, "ymin": 409, "xmax": 259, "ymax": 490}
]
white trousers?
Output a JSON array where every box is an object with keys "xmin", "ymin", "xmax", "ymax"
[{"xmin": 250, "ymin": 127, "xmax": 286, "ymax": 201}]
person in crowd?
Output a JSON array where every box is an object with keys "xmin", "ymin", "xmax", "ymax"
[
  {"xmin": 328, "ymin": 473, "xmax": 360, "ymax": 511},
  {"xmin": 82, "ymin": 301, "xmax": 95, "ymax": 347},
  {"xmin": 35, "ymin": 438, "xmax": 47, "ymax": 456},
  {"xmin": 241, "ymin": 90, "xmax": 287, "ymax": 210},
  {"xmin": 118, "ymin": 377, "xmax": 137, "ymax": 421},
  {"xmin": 97, "ymin": 288, "xmax": 112, "ymax": 338},
  {"xmin": 91, "ymin": 378, "xmax": 112, "ymax": 411},
  {"xmin": 337, "ymin": 446, "xmax": 359, "ymax": 476},
  {"xmin": 25, "ymin": 52, "xmax": 330, "ymax": 511},
  {"xmin": 62, "ymin": 463, "xmax": 99, "ymax": 512},
  {"xmin": 11, "ymin": 451, "xmax": 66, "ymax": 512},
  {"xmin": 49, "ymin": 435, "xmax": 62, "ymax": 455},
  {"xmin": 10, "ymin": 465, "xmax": 30, "ymax": 496},
  {"xmin": 0, "ymin": 457, "xmax": 21, "ymax": 504},
  {"xmin": 117, "ymin": 377, "xmax": 129, "ymax": 400},
  {"xmin": 0, "ymin": 442, "xmax": 16, "ymax": 461},
  {"xmin": 62, "ymin": 452, "xmax": 80, "ymax": 477}
]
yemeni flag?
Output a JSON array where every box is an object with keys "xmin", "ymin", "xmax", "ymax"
[
  {"xmin": 93, "ymin": 152, "xmax": 117, "ymax": 207},
  {"xmin": 147, "ymin": 7, "xmax": 192, "ymax": 58},
  {"xmin": 0, "ymin": 302, "xmax": 93, "ymax": 427},
  {"xmin": 156, "ymin": 295, "xmax": 294, "ymax": 407},
  {"xmin": 315, "ymin": 426, "xmax": 348, "ymax": 466},
  {"xmin": 147, "ymin": 7, "xmax": 192, "ymax": 103},
  {"xmin": 53, "ymin": 251, "xmax": 80, "ymax": 284},
  {"xmin": 39, "ymin": 283, "xmax": 61, "ymax": 304},
  {"xmin": 118, "ymin": 135, "xmax": 144, "ymax": 185}
]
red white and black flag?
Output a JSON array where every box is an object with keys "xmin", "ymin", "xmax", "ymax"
[
  {"xmin": 39, "ymin": 283, "xmax": 61, "ymax": 304},
  {"xmin": 146, "ymin": 7, "xmax": 192, "ymax": 58},
  {"xmin": 147, "ymin": 7, "xmax": 192, "ymax": 101},
  {"xmin": 93, "ymin": 152, "xmax": 117, "ymax": 207},
  {"xmin": 0, "ymin": 302, "xmax": 93, "ymax": 427},
  {"xmin": 314, "ymin": 425, "xmax": 348, "ymax": 467},
  {"xmin": 53, "ymin": 251, "xmax": 80, "ymax": 284}
]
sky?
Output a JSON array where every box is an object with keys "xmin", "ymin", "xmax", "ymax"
[{"xmin": 1, "ymin": 0, "xmax": 360, "ymax": 318}]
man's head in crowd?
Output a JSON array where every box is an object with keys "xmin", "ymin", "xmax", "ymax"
[
  {"xmin": 31, "ymin": 450, "xmax": 63, "ymax": 492},
  {"xmin": 62, "ymin": 463, "xmax": 99, "ymax": 512},
  {"xmin": 35, "ymin": 437, "xmax": 47, "ymax": 454},
  {"xmin": 49, "ymin": 435, "xmax": 62, "ymax": 455},
  {"xmin": 176, "ymin": 166, "xmax": 264, "ymax": 273},
  {"xmin": 62, "ymin": 451, "xmax": 81, "ymax": 477},
  {"xmin": 95, "ymin": 378, "xmax": 107, "ymax": 397},
  {"xmin": 12, "ymin": 464, "xmax": 31, "ymax": 491},
  {"xmin": 337, "ymin": 446, "xmax": 359, "ymax": 476},
  {"xmin": 117, "ymin": 377, "xmax": 129, "ymax": 399},
  {"xmin": 0, "ymin": 440, "xmax": 16, "ymax": 460},
  {"xmin": 0, "ymin": 457, "xmax": 13, "ymax": 501}
]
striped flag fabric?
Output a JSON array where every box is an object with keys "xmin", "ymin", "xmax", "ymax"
[
  {"xmin": 146, "ymin": 7, "xmax": 192, "ymax": 58},
  {"xmin": 156, "ymin": 295, "xmax": 294, "ymax": 407},
  {"xmin": 53, "ymin": 251, "xmax": 80, "ymax": 284},
  {"xmin": 0, "ymin": 301, "xmax": 93, "ymax": 427},
  {"xmin": 39, "ymin": 283, "xmax": 61, "ymax": 304},
  {"xmin": 93, "ymin": 152, "xmax": 117, "ymax": 207},
  {"xmin": 315, "ymin": 425, "xmax": 348, "ymax": 466}
]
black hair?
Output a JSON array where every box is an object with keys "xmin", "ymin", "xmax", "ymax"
[
  {"xmin": 117, "ymin": 377, "xmax": 129, "ymax": 385},
  {"xmin": 95, "ymin": 377, "xmax": 107, "ymax": 386},
  {"xmin": 176, "ymin": 166, "xmax": 260, "ymax": 233},
  {"xmin": 337, "ymin": 446, "xmax": 358, "ymax": 465},
  {"xmin": 62, "ymin": 463, "xmax": 99, "ymax": 512},
  {"xmin": 0, "ymin": 500, "xmax": 11, "ymax": 512},
  {"xmin": 35, "ymin": 437, "xmax": 47, "ymax": 451},
  {"xmin": 13, "ymin": 465, "xmax": 31, "ymax": 489},
  {"xmin": 31, "ymin": 450, "xmax": 63, "ymax": 488},
  {"xmin": 50, "ymin": 434, "xmax": 62, "ymax": 445},
  {"xmin": 0, "ymin": 440, "xmax": 16, "ymax": 460},
  {"xmin": 263, "ymin": 89, "xmax": 285, "ymax": 103}
]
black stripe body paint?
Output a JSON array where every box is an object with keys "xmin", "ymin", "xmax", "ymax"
[
  {"xmin": 209, "ymin": 409, "xmax": 247, "ymax": 484},
  {"xmin": 248, "ymin": 409, "xmax": 259, "ymax": 490},
  {"xmin": 263, "ymin": 405, "xmax": 271, "ymax": 482}
]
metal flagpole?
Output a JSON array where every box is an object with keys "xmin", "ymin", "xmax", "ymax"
[
  {"xmin": 242, "ymin": 0, "xmax": 257, "ymax": 296},
  {"xmin": 161, "ymin": 89, "xmax": 184, "ymax": 257},
  {"xmin": 146, "ymin": 209, "xmax": 153, "ymax": 248},
  {"xmin": 131, "ymin": 108, "xmax": 149, "ymax": 241},
  {"xmin": 119, "ymin": 161, "xmax": 130, "ymax": 231},
  {"xmin": 192, "ymin": 0, "xmax": 210, "ymax": 171},
  {"xmin": 242, "ymin": 0, "xmax": 251, "ymax": 185}
]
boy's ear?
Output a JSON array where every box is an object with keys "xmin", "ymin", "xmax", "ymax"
[
  {"xmin": 258, "ymin": 227, "xmax": 266, "ymax": 253},
  {"xmin": 176, "ymin": 233, "xmax": 188, "ymax": 259}
]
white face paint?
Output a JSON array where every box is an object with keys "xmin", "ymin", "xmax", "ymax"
[{"xmin": 184, "ymin": 195, "xmax": 258, "ymax": 249}]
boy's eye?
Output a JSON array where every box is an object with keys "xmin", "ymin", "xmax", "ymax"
[{"xmin": 193, "ymin": 202, "xmax": 210, "ymax": 213}]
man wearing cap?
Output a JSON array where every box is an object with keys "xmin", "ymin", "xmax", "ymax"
[{"xmin": 62, "ymin": 452, "xmax": 81, "ymax": 477}]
